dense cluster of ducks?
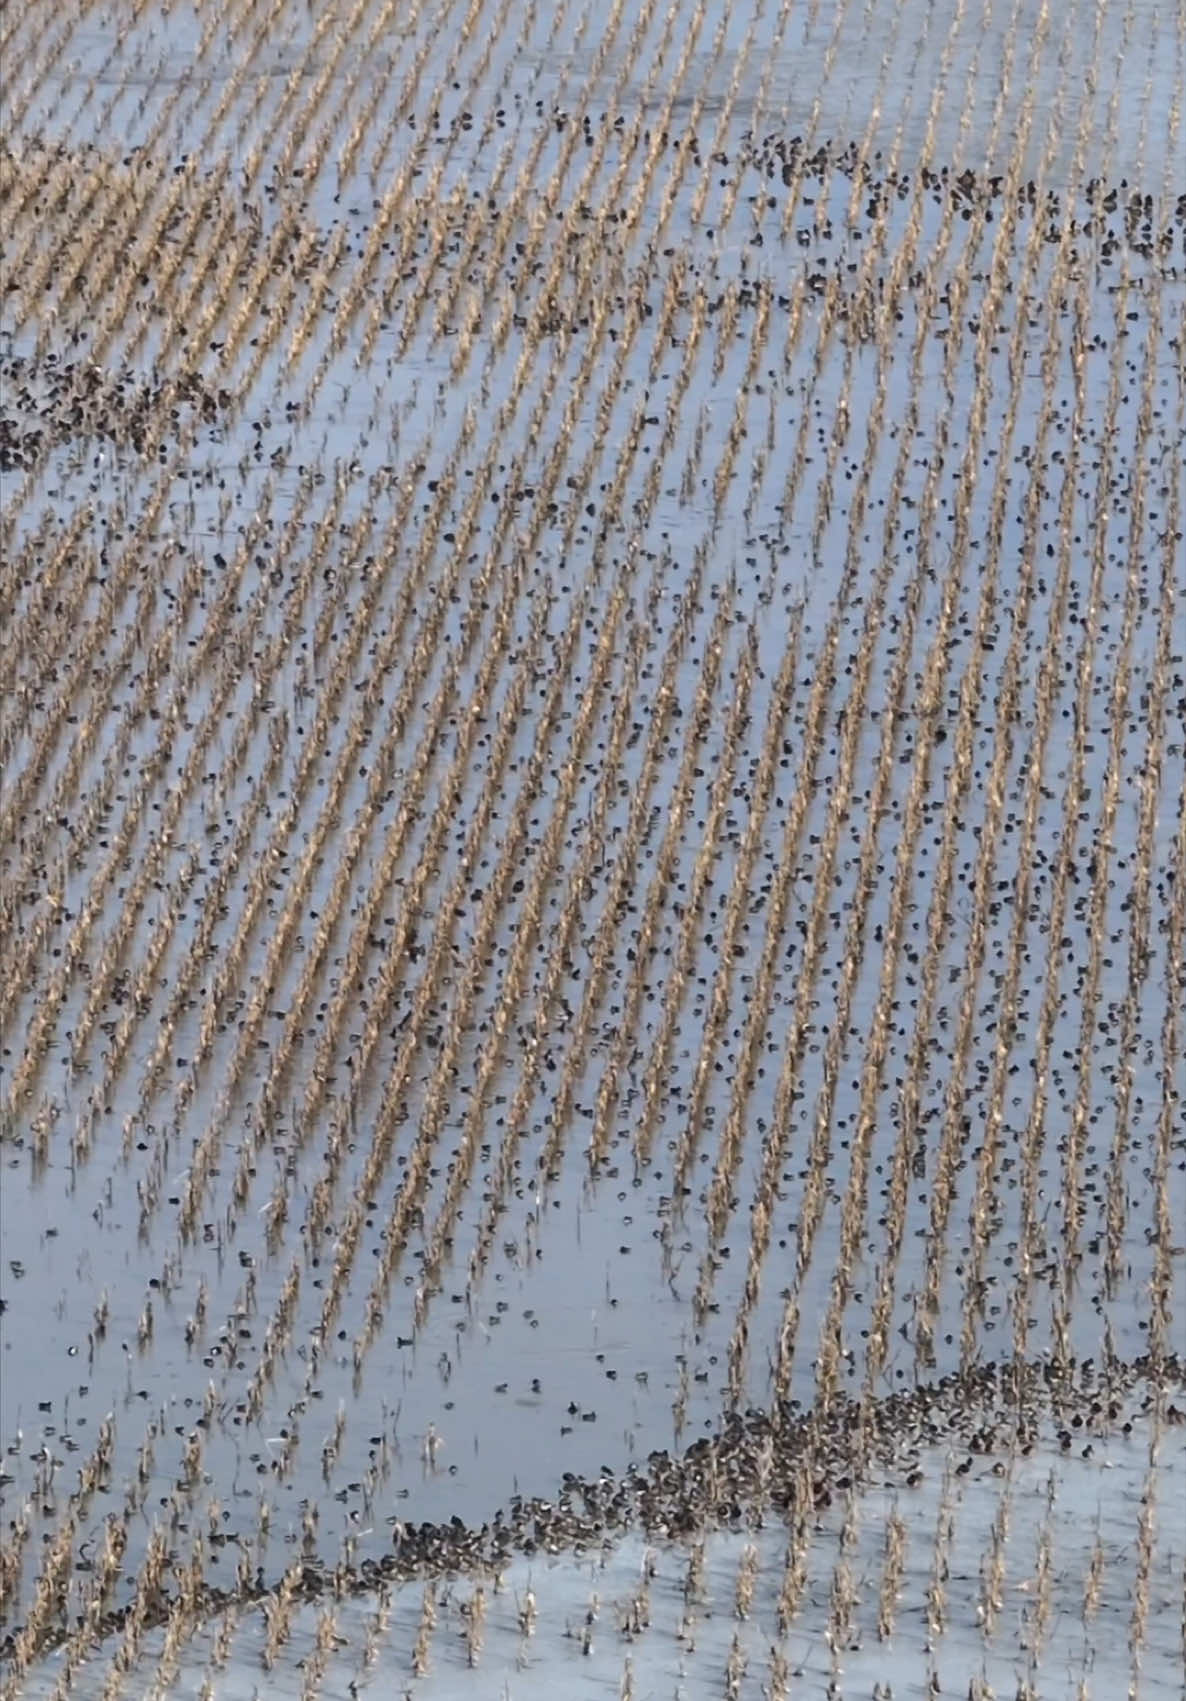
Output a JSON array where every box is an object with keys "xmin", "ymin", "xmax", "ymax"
[
  {"xmin": 0, "ymin": 356, "xmax": 226, "ymax": 470},
  {"xmin": 5, "ymin": 1352, "xmax": 1181, "ymax": 1664},
  {"xmin": 735, "ymin": 138, "xmax": 1184, "ymax": 259},
  {"xmin": 3, "ymin": 134, "xmax": 1176, "ymax": 478}
]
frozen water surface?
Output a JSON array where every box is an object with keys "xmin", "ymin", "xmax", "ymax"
[{"xmin": 15, "ymin": 1419, "xmax": 1186, "ymax": 1698}]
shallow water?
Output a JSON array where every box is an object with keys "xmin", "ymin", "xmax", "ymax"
[
  {"xmin": 2, "ymin": 0, "xmax": 1185, "ymax": 1694},
  {"xmin": 17, "ymin": 1417, "xmax": 1186, "ymax": 1698}
]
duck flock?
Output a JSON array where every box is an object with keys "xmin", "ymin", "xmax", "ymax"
[{"xmin": 1, "ymin": 0, "xmax": 1184, "ymax": 1695}]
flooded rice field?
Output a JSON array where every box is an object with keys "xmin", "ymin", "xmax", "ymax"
[{"xmin": 2, "ymin": 0, "xmax": 1185, "ymax": 1693}]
